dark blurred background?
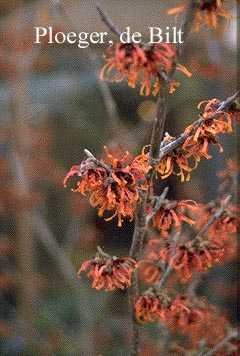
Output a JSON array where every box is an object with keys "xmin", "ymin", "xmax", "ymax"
[{"xmin": 0, "ymin": 1, "xmax": 238, "ymax": 355}]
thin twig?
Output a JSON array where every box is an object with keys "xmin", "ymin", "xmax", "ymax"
[
  {"xmin": 192, "ymin": 195, "xmax": 231, "ymax": 242},
  {"xmin": 128, "ymin": 189, "xmax": 148, "ymax": 356},
  {"xmin": 32, "ymin": 211, "xmax": 95, "ymax": 355},
  {"xmin": 157, "ymin": 233, "xmax": 181, "ymax": 355},
  {"xmin": 157, "ymin": 88, "xmax": 240, "ymax": 162},
  {"xmin": 197, "ymin": 339, "xmax": 214, "ymax": 356},
  {"xmin": 129, "ymin": 191, "xmax": 148, "ymax": 261},
  {"xmin": 96, "ymin": 1, "xmax": 122, "ymax": 37},
  {"xmin": 146, "ymin": 187, "xmax": 169, "ymax": 224},
  {"xmin": 175, "ymin": 0, "xmax": 201, "ymax": 57},
  {"xmin": 87, "ymin": 49, "xmax": 121, "ymax": 124},
  {"xmin": 158, "ymin": 118, "xmax": 203, "ymax": 160},
  {"xmin": 128, "ymin": 2, "xmax": 199, "ymax": 354},
  {"xmin": 84, "ymin": 148, "xmax": 112, "ymax": 174},
  {"xmin": 148, "ymin": 0, "xmax": 200, "ymax": 166},
  {"xmin": 201, "ymin": 331, "xmax": 238, "ymax": 356},
  {"xmin": 154, "ymin": 233, "xmax": 180, "ymax": 292},
  {"xmin": 87, "ymin": 49, "xmax": 143, "ymax": 152},
  {"xmin": 96, "ymin": 245, "xmax": 112, "ymax": 259},
  {"xmin": 211, "ymin": 88, "xmax": 240, "ymax": 118},
  {"xmin": 148, "ymin": 83, "xmax": 169, "ymax": 165}
]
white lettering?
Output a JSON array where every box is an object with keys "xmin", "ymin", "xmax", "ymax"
[
  {"xmin": 67, "ymin": 32, "xmax": 77, "ymax": 44},
  {"xmin": 148, "ymin": 27, "xmax": 163, "ymax": 43},
  {"xmin": 55, "ymin": 32, "xmax": 66, "ymax": 44},
  {"xmin": 34, "ymin": 27, "xmax": 47, "ymax": 44}
]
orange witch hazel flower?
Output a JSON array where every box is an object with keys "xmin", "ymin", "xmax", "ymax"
[
  {"xmin": 167, "ymin": 296, "xmax": 229, "ymax": 348},
  {"xmin": 152, "ymin": 199, "xmax": 199, "ymax": 236},
  {"xmin": 168, "ymin": 0, "xmax": 233, "ymax": 32},
  {"xmin": 198, "ymin": 98, "xmax": 234, "ymax": 128},
  {"xmin": 63, "ymin": 146, "xmax": 151, "ymax": 226},
  {"xmin": 195, "ymin": 199, "xmax": 239, "ymax": 237},
  {"xmin": 78, "ymin": 246, "xmax": 137, "ymax": 291},
  {"xmin": 182, "ymin": 98, "xmax": 233, "ymax": 161},
  {"xmin": 159, "ymin": 236, "xmax": 226, "ymax": 282},
  {"xmin": 100, "ymin": 42, "xmax": 191, "ymax": 96},
  {"xmin": 100, "ymin": 42, "xmax": 146, "ymax": 87},
  {"xmin": 157, "ymin": 133, "xmax": 196, "ymax": 182},
  {"xmin": 135, "ymin": 291, "xmax": 232, "ymax": 347},
  {"xmin": 156, "ymin": 98, "xmax": 236, "ymax": 182},
  {"xmin": 135, "ymin": 289, "xmax": 171, "ymax": 323},
  {"xmin": 138, "ymin": 252, "xmax": 163, "ymax": 284},
  {"xmin": 135, "ymin": 294, "xmax": 162, "ymax": 323}
]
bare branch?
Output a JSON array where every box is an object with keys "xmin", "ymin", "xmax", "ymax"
[
  {"xmin": 128, "ymin": 190, "xmax": 148, "ymax": 356},
  {"xmin": 200, "ymin": 331, "xmax": 238, "ymax": 356},
  {"xmin": 158, "ymin": 118, "xmax": 203, "ymax": 160},
  {"xmin": 193, "ymin": 195, "xmax": 231, "ymax": 241},
  {"xmin": 31, "ymin": 211, "xmax": 95, "ymax": 355},
  {"xmin": 156, "ymin": 88, "xmax": 240, "ymax": 162},
  {"xmin": 87, "ymin": 49, "xmax": 143, "ymax": 151},
  {"xmin": 96, "ymin": 245, "xmax": 112, "ymax": 259},
  {"xmin": 146, "ymin": 187, "xmax": 169, "ymax": 224},
  {"xmin": 154, "ymin": 233, "xmax": 180, "ymax": 291},
  {"xmin": 148, "ymin": 84, "xmax": 169, "ymax": 165},
  {"xmin": 84, "ymin": 148, "xmax": 112, "ymax": 173},
  {"xmin": 96, "ymin": 1, "xmax": 122, "ymax": 37},
  {"xmin": 87, "ymin": 49, "xmax": 121, "ymax": 124},
  {"xmin": 212, "ymin": 88, "xmax": 240, "ymax": 118},
  {"xmin": 175, "ymin": 0, "xmax": 201, "ymax": 56},
  {"xmin": 129, "ymin": 2, "xmax": 199, "ymax": 354},
  {"xmin": 148, "ymin": 0, "xmax": 200, "ymax": 167}
]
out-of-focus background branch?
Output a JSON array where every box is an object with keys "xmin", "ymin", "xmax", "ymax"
[{"xmin": 0, "ymin": 1, "xmax": 238, "ymax": 355}]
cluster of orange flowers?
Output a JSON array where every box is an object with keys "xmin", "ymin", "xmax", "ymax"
[
  {"xmin": 156, "ymin": 133, "xmax": 195, "ymax": 182},
  {"xmin": 138, "ymin": 254, "xmax": 163, "ymax": 285},
  {"xmin": 166, "ymin": 296, "xmax": 230, "ymax": 349},
  {"xmin": 160, "ymin": 236, "xmax": 225, "ymax": 282},
  {"xmin": 135, "ymin": 292, "xmax": 234, "ymax": 352},
  {"xmin": 135, "ymin": 290, "xmax": 171, "ymax": 323},
  {"xmin": 75, "ymin": 196, "xmax": 238, "ymax": 290},
  {"xmin": 196, "ymin": 200, "xmax": 239, "ymax": 235},
  {"xmin": 100, "ymin": 42, "xmax": 191, "ymax": 96},
  {"xmin": 151, "ymin": 199, "xmax": 199, "ymax": 236},
  {"xmin": 139, "ymin": 195, "xmax": 238, "ymax": 284},
  {"xmin": 168, "ymin": 0, "xmax": 233, "ymax": 32},
  {"xmin": 64, "ymin": 97, "xmax": 238, "ymax": 228},
  {"xmin": 157, "ymin": 98, "xmax": 237, "ymax": 181},
  {"xmin": 61, "ymin": 1, "xmax": 239, "ymax": 354},
  {"xmin": 78, "ymin": 248, "xmax": 137, "ymax": 291},
  {"xmin": 63, "ymin": 146, "xmax": 150, "ymax": 226}
]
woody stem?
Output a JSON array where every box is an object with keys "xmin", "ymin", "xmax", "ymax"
[
  {"xmin": 175, "ymin": 0, "xmax": 200, "ymax": 55},
  {"xmin": 146, "ymin": 187, "xmax": 169, "ymax": 224},
  {"xmin": 148, "ymin": 83, "xmax": 169, "ymax": 166},
  {"xmin": 156, "ymin": 87, "xmax": 240, "ymax": 163},
  {"xmin": 200, "ymin": 331, "xmax": 238, "ymax": 356},
  {"xmin": 128, "ymin": 189, "xmax": 148, "ymax": 356},
  {"xmin": 96, "ymin": 1, "xmax": 122, "ymax": 37},
  {"xmin": 154, "ymin": 233, "xmax": 180, "ymax": 292},
  {"xmin": 148, "ymin": 0, "xmax": 199, "ymax": 167},
  {"xmin": 84, "ymin": 149, "xmax": 112, "ymax": 173},
  {"xmin": 129, "ymin": 2, "xmax": 199, "ymax": 355},
  {"xmin": 192, "ymin": 194, "xmax": 231, "ymax": 242}
]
